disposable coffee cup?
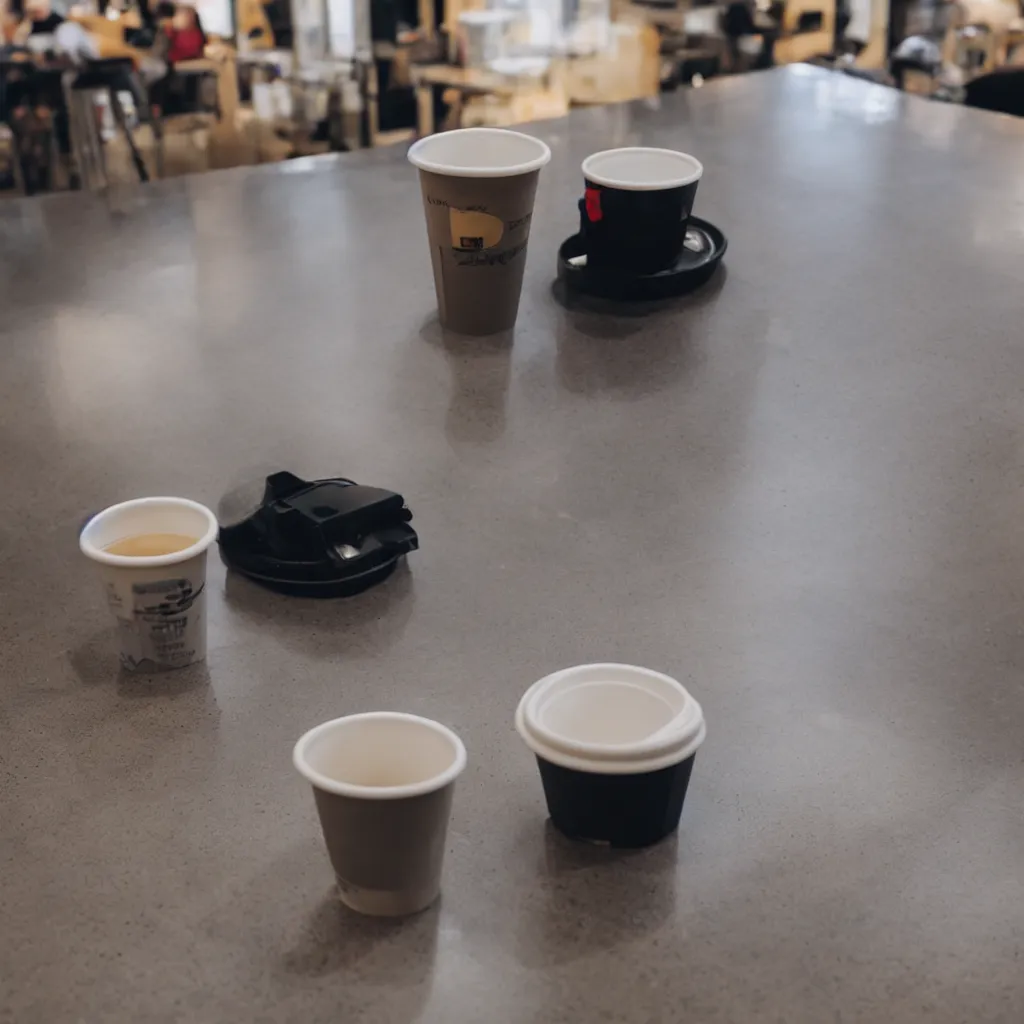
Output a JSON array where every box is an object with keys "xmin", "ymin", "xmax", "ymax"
[
  {"xmin": 580, "ymin": 148, "xmax": 703, "ymax": 275},
  {"xmin": 293, "ymin": 712, "xmax": 467, "ymax": 917},
  {"xmin": 409, "ymin": 127, "xmax": 551, "ymax": 335},
  {"xmin": 515, "ymin": 664, "xmax": 706, "ymax": 848},
  {"xmin": 79, "ymin": 497, "xmax": 218, "ymax": 672}
]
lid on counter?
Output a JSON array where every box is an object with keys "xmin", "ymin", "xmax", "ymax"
[
  {"xmin": 516, "ymin": 663, "xmax": 706, "ymax": 775},
  {"xmin": 218, "ymin": 471, "xmax": 417, "ymax": 598}
]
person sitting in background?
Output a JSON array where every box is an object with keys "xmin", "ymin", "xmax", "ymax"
[
  {"xmin": 147, "ymin": 3, "xmax": 206, "ymax": 115},
  {"xmin": 2, "ymin": 1, "xmax": 66, "ymax": 193},
  {"xmin": 1, "ymin": 8, "xmax": 21, "ymax": 50},
  {"xmin": 11, "ymin": 0, "xmax": 63, "ymax": 42},
  {"xmin": 723, "ymin": 0, "xmax": 756, "ymax": 39},
  {"xmin": 722, "ymin": 0, "xmax": 771, "ymax": 71},
  {"xmin": 53, "ymin": 18, "xmax": 98, "ymax": 62},
  {"xmin": 163, "ymin": 4, "xmax": 205, "ymax": 63}
]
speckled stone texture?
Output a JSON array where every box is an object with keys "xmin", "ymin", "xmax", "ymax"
[{"xmin": 2, "ymin": 67, "xmax": 1024, "ymax": 1024}]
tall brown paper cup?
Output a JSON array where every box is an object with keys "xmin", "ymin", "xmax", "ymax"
[
  {"xmin": 293, "ymin": 713, "xmax": 467, "ymax": 917},
  {"xmin": 409, "ymin": 128, "xmax": 551, "ymax": 335}
]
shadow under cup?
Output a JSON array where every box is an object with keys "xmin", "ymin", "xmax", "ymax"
[
  {"xmin": 580, "ymin": 148, "xmax": 704, "ymax": 276},
  {"xmin": 294, "ymin": 713, "xmax": 467, "ymax": 917},
  {"xmin": 516, "ymin": 664, "xmax": 706, "ymax": 848}
]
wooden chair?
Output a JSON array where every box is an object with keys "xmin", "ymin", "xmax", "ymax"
[{"xmin": 64, "ymin": 57, "xmax": 162, "ymax": 187}]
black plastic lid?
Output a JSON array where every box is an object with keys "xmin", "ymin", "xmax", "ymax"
[{"xmin": 218, "ymin": 471, "xmax": 418, "ymax": 598}]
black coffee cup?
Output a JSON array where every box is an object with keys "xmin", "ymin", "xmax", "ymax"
[
  {"xmin": 579, "ymin": 148, "xmax": 703, "ymax": 276},
  {"xmin": 535, "ymin": 753, "xmax": 697, "ymax": 848},
  {"xmin": 515, "ymin": 663, "xmax": 706, "ymax": 848}
]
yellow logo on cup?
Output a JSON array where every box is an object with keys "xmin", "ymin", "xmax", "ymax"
[{"xmin": 450, "ymin": 209, "xmax": 504, "ymax": 252}]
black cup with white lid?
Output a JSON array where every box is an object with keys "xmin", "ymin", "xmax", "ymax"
[
  {"xmin": 516, "ymin": 664, "xmax": 706, "ymax": 848},
  {"xmin": 580, "ymin": 148, "xmax": 704, "ymax": 276}
]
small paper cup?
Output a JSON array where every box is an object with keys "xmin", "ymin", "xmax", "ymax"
[
  {"xmin": 580, "ymin": 148, "xmax": 704, "ymax": 275},
  {"xmin": 79, "ymin": 497, "xmax": 218, "ymax": 672},
  {"xmin": 582, "ymin": 148, "xmax": 704, "ymax": 191},
  {"xmin": 293, "ymin": 712, "xmax": 467, "ymax": 917},
  {"xmin": 516, "ymin": 664, "xmax": 706, "ymax": 848}
]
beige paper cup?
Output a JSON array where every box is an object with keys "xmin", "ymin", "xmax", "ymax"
[
  {"xmin": 79, "ymin": 497, "xmax": 218, "ymax": 672},
  {"xmin": 293, "ymin": 712, "xmax": 467, "ymax": 917},
  {"xmin": 409, "ymin": 128, "xmax": 551, "ymax": 335}
]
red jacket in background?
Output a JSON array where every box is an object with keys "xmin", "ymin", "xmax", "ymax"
[{"xmin": 165, "ymin": 26, "xmax": 204, "ymax": 63}]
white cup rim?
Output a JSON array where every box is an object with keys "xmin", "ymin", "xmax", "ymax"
[
  {"xmin": 79, "ymin": 496, "xmax": 219, "ymax": 569},
  {"xmin": 516, "ymin": 663, "xmax": 706, "ymax": 775},
  {"xmin": 582, "ymin": 148, "xmax": 704, "ymax": 191},
  {"xmin": 293, "ymin": 712, "xmax": 468, "ymax": 800},
  {"xmin": 408, "ymin": 127, "xmax": 552, "ymax": 178}
]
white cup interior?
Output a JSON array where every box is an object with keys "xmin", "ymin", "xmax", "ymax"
[
  {"xmin": 408, "ymin": 128, "xmax": 551, "ymax": 178},
  {"xmin": 79, "ymin": 497, "xmax": 218, "ymax": 569},
  {"xmin": 582, "ymin": 148, "xmax": 703, "ymax": 191},
  {"xmin": 539, "ymin": 680, "xmax": 681, "ymax": 747},
  {"xmin": 294, "ymin": 713, "xmax": 467, "ymax": 799},
  {"xmin": 516, "ymin": 664, "xmax": 706, "ymax": 774}
]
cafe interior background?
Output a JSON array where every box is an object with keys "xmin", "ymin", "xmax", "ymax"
[{"xmin": 0, "ymin": 0, "xmax": 1022, "ymax": 192}]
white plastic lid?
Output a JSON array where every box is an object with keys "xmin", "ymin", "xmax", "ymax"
[{"xmin": 515, "ymin": 664, "xmax": 706, "ymax": 775}]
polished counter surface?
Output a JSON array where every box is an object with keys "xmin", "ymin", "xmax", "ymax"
[{"xmin": 2, "ymin": 67, "xmax": 1024, "ymax": 1023}]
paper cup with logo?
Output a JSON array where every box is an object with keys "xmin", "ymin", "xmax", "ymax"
[
  {"xmin": 409, "ymin": 127, "xmax": 551, "ymax": 335},
  {"xmin": 580, "ymin": 148, "xmax": 703, "ymax": 275},
  {"xmin": 79, "ymin": 497, "xmax": 218, "ymax": 672},
  {"xmin": 293, "ymin": 712, "xmax": 467, "ymax": 917},
  {"xmin": 516, "ymin": 664, "xmax": 706, "ymax": 848}
]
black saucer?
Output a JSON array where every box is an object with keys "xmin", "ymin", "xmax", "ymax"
[{"xmin": 557, "ymin": 216, "xmax": 727, "ymax": 301}]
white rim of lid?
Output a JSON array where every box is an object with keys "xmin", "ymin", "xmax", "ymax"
[
  {"xmin": 79, "ymin": 496, "xmax": 219, "ymax": 569},
  {"xmin": 515, "ymin": 663, "xmax": 706, "ymax": 775},
  {"xmin": 408, "ymin": 127, "xmax": 552, "ymax": 178},
  {"xmin": 582, "ymin": 147, "xmax": 704, "ymax": 191}
]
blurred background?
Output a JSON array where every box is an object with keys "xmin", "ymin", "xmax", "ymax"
[{"xmin": 1, "ymin": 0, "xmax": 1022, "ymax": 194}]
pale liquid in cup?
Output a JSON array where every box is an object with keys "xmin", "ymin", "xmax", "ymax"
[{"xmin": 104, "ymin": 533, "xmax": 197, "ymax": 557}]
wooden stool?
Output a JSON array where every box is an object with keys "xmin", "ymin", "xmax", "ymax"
[{"xmin": 65, "ymin": 58, "xmax": 163, "ymax": 188}]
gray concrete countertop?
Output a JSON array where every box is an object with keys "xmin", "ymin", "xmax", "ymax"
[{"xmin": 3, "ymin": 67, "xmax": 1024, "ymax": 1023}]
